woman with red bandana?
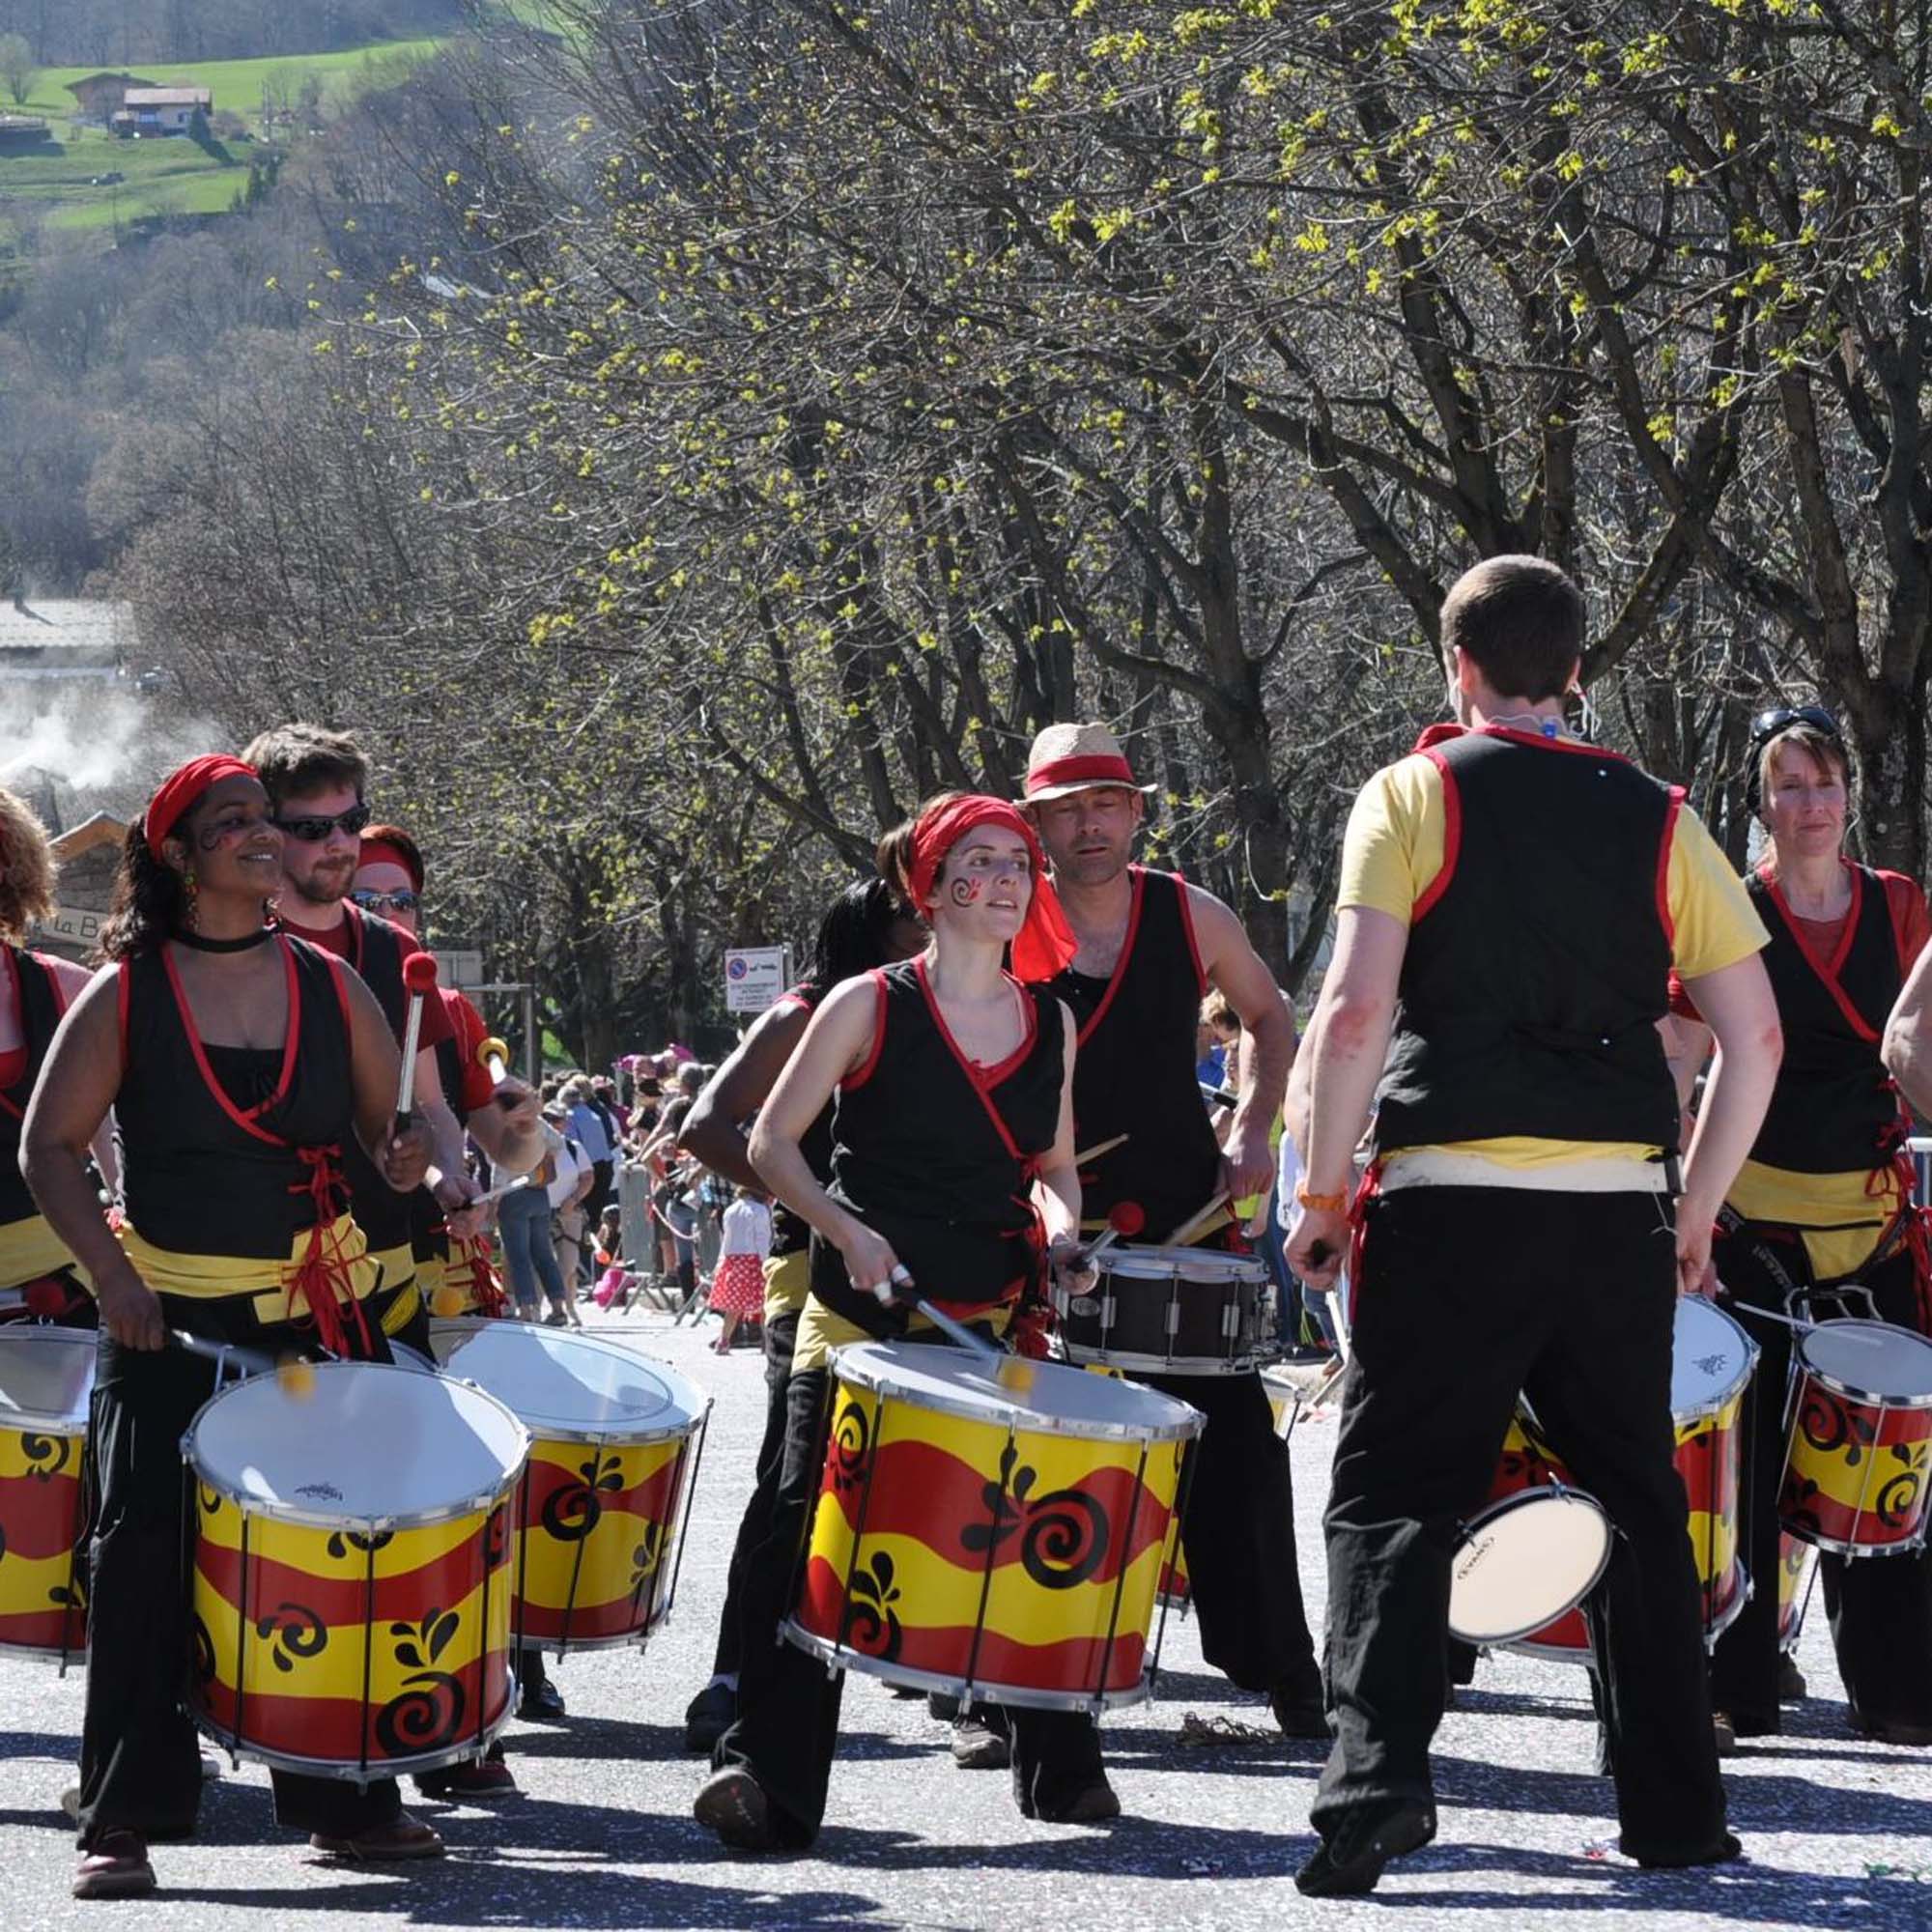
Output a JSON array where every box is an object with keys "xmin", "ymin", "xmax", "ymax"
[
  {"xmin": 20, "ymin": 757, "xmax": 442, "ymax": 1898},
  {"xmin": 694, "ymin": 792, "xmax": 1110, "ymax": 1850}
]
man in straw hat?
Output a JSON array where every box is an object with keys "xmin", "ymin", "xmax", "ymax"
[{"xmin": 1020, "ymin": 721, "xmax": 1326, "ymax": 1740}]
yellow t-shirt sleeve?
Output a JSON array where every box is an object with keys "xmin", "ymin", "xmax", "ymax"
[
  {"xmin": 1336, "ymin": 754, "xmax": 1445, "ymax": 925},
  {"xmin": 1666, "ymin": 806, "xmax": 1768, "ymax": 980}
]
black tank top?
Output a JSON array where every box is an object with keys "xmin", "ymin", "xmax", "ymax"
[
  {"xmin": 0, "ymin": 946, "xmax": 65, "ymax": 1230},
  {"xmin": 810, "ymin": 958, "xmax": 1065, "ymax": 1333},
  {"xmin": 1048, "ymin": 868, "xmax": 1221, "ymax": 1240},
  {"xmin": 1748, "ymin": 865, "xmax": 1909, "ymax": 1175},
  {"xmin": 118, "ymin": 936, "xmax": 359, "ymax": 1260},
  {"xmin": 771, "ymin": 981, "xmax": 832, "ymax": 1261},
  {"xmin": 329, "ymin": 903, "xmax": 416, "ymax": 1253}
]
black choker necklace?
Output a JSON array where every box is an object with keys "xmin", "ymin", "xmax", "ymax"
[{"xmin": 173, "ymin": 926, "xmax": 274, "ymax": 954}]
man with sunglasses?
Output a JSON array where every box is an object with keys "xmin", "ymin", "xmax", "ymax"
[{"xmin": 242, "ymin": 725, "xmax": 475, "ymax": 1360}]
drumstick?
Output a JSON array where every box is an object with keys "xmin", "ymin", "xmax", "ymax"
[
  {"xmin": 1071, "ymin": 1132, "xmax": 1130, "ymax": 1167},
  {"xmin": 477, "ymin": 1034, "xmax": 529, "ymax": 1110},
  {"xmin": 172, "ymin": 1330, "xmax": 316, "ymax": 1399},
  {"xmin": 873, "ymin": 1268, "xmax": 1035, "ymax": 1394},
  {"xmin": 1165, "ymin": 1189, "xmax": 1232, "ymax": 1248},
  {"xmin": 393, "ymin": 952, "xmax": 440, "ymax": 1136},
  {"xmin": 1727, "ymin": 1299, "xmax": 1816, "ymax": 1333},
  {"xmin": 1078, "ymin": 1199, "xmax": 1146, "ymax": 1264}
]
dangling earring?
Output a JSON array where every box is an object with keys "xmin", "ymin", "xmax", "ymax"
[{"xmin": 183, "ymin": 867, "xmax": 200, "ymax": 933}]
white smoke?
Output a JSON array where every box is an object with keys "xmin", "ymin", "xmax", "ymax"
[{"xmin": 2, "ymin": 685, "xmax": 225, "ymax": 814}]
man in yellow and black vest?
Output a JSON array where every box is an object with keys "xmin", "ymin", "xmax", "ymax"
[{"xmin": 1288, "ymin": 556, "xmax": 1782, "ymax": 1893}]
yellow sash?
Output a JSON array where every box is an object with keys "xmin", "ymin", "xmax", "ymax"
[{"xmin": 120, "ymin": 1217, "xmax": 379, "ymax": 1325}]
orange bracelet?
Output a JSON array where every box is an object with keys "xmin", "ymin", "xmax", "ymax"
[{"xmin": 1294, "ymin": 1183, "xmax": 1350, "ymax": 1213}]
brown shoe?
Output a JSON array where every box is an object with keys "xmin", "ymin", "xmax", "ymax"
[
  {"xmin": 310, "ymin": 1812, "xmax": 445, "ymax": 1860},
  {"xmin": 417, "ymin": 1755, "xmax": 519, "ymax": 1800},
  {"xmin": 72, "ymin": 1830, "xmax": 156, "ymax": 1900},
  {"xmin": 693, "ymin": 1766, "xmax": 779, "ymax": 1850}
]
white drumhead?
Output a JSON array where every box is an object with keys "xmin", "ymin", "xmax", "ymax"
[
  {"xmin": 834, "ymin": 1340, "xmax": 1201, "ymax": 1442},
  {"xmin": 1799, "ymin": 1319, "xmax": 1932, "ymax": 1402},
  {"xmin": 1448, "ymin": 1490, "xmax": 1611, "ymax": 1646},
  {"xmin": 429, "ymin": 1319, "xmax": 702, "ymax": 1442},
  {"xmin": 186, "ymin": 1361, "xmax": 526, "ymax": 1523},
  {"xmin": 1671, "ymin": 1297, "xmax": 1754, "ymax": 1417},
  {"xmin": 1104, "ymin": 1242, "xmax": 1267, "ymax": 1285},
  {"xmin": 0, "ymin": 1325, "xmax": 96, "ymax": 1433}
]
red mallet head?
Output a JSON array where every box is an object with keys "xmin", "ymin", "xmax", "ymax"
[
  {"xmin": 1108, "ymin": 1201, "xmax": 1146, "ymax": 1238},
  {"xmin": 403, "ymin": 952, "xmax": 440, "ymax": 996}
]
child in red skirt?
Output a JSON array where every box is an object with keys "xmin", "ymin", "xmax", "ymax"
[{"xmin": 708, "ymin": 1184, "xmax": 772, "ymax": 1352}]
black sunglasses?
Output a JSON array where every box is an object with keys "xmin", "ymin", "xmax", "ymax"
[
  {"xmin": 273, "ymin": 803, "xmax": 374, "ymax": 842},
  {"xmin": 351, "ymin": 887, "xmax": 420, "ymax": 915},
  {"xmin": 1748, "ymin": 704, "xmax": 1842, "ymax": 750}
]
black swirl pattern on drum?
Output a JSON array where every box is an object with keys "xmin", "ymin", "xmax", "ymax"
[
  {"xmin": 198, "ymin": 1484, "xmax": 223, "ymax": 1520},
  {"xmin": 541, "ymin": 1451, "xmax": 624, "ymax": 1543},
  {"xmin": 483, "ymin": 1503, "xmax": 510, "ymax": 1572},
  {"xmin": 325, "ymin": 1527, "xmax": 395, "ymax": 1561},
  {"xmin": 839, "ymin": 1551, "xmax": 902, "ymax": 1662},
  {"xmin": 960, "ymin": 1444, "xmax": 1111, "ymax": 1591},
  {"xmin": 628, "ymin": 1521, "xmax": 665, "ymax": 1613},
  {"xmin": 829, "ymin": 1396, "xmax": 872, "ymax": 1493},
  {"xmin": 192, "ymin": 1613, "xmax": 216, "ymax": 1686},
  {"xmin": 373, "ymin": 1607, "xmax": 466, "ymax": 1758},
  {"xmin": 20, "ymin": 1434, "xmax": 71, "ymax": 1482},
  {"xmin": 1877, "ymin": 1459, "xmax": 1926, "ymax": 1532},
  {"xmin": 256, "ymin": 1601, "xmax": 328, "ymax": 1675},
  {"xmin": 1800, "ymin": 1390, "xmax": 1874, "ymax": 1464}
]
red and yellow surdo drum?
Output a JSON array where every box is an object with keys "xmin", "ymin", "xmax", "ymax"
[
  {"xmin": 429, "ymin": 1319, "xmax": 710, "ymax": 1651},
  {"xmin": 785, "ymin": 1342, "xmax": 1203, "ymax": 1710},
  {"xmin": 1779, "ymin": 1319, "xmax": 1932, "ymax": 1557},
  {"xmin": 0, "ymin": 1326, "xmax": 94, "ymax": 1662},
  {"xmin": 1465, "ymin": 1295, "xmax": 1755, "ymax": 1659},
  {"xmin": 186, "ymin": 1362, "xmax": 528, "ymax": 1780}
]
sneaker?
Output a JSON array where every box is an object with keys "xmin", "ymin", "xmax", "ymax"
[
  {"xmin": 1777, "ymin": 1656, "xmax": 1807, "ymax": 1703},
  {"xmin": 693, "ymin": 1766, "xmax": 778, "ymax": 1850},
  {"xmin": 519, "ymin": 1675, "xmax": 567, "ymax": 1722},
  {"xmin": 72, "ymin": 1831, "xmax": 155, "ymax": 1900},
  {"xmin": 416, "ymin": 1756, "xmax": 518, "ymax": 1800},
  {"xmin": 684, "ymin": 1679, "xmax": 736, "ymax": 1753},
  {"xmin": 951, "ymin": 1717, "xmax": 1011, "ymax": 1770},
  {"xmin": 309, "ymin": 1813, "xmax": 445, "ymax": 1861},
  {"xmin": 1295, "ymin": 1803, "xmax": 1436, "ymax": 1896},
  {"xmin": 1033, "ymin": 1777, "xmax": 1121, "ymax": 1823}
]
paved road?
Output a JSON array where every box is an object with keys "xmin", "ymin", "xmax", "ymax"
[{"xmin": 5, "ymin": 1308, "xmax": 1930, "ymax": 1928}]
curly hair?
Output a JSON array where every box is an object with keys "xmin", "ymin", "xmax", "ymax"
[
  {"xmin": 97, "ymin": 819, "xmax": 189, "ymax": 961},
  {"xmin": 0, "ymin": 786, "xmax": 57, "ymax": 945}
]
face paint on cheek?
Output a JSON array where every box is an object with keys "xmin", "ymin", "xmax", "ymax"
[{"xmin": 949, "ymin": 877, "xmax": 985, "ymax": 908}]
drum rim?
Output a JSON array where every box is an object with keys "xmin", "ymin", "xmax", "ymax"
[
  {"xmin": 1794, "ymin": 1318, "xmax": 1932, "ymax": 1409},
  {"xmin": 828, "ymin": 1341, "xmax": 1205, "ymax": 1442},
  {"xmin": 777, "ymin": 1615, "xmax": 1154, "ymax": 1713},
  {"xmin": 1672, "ymin": 1297, "xmax": 1759, "ymax": 1417},
  {"xmin": 0, "ymin": 1322, "xmax": 99, "ymax": 1435},
  {"xmin": 1099, "ymin": 1245, "xmax": 1268, "ymax": 1283},
  {"xmin": 1447, "ymin": 1485, "xmax": 1613, "ymax": 1648},
  {"xmin": 183, "ymin": 1361, "xmax": 531, "ymax": 1532},
  {"xmin": 1055, "ymin": 1340, "xmax": 1278, "ymax": 1379},
  {"xmin": 426, "ymin": 1317, "xmax": 709, "ymax": 1445},
  {"xmin": 189, "ymin": 1690, "xmax": 516, "ymax": 1781}
]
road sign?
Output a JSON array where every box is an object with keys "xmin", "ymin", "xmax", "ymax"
[
  {"xmin": 724, "ymin": 945, "xmax": 790, "ymax": 1013},
  {"xmin": 434, "ymin": 949, "xmax": 485, "ymax": 988}
]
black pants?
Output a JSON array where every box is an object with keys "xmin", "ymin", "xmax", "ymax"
[
  {"xmin": 1315, "ymin": 1186, "xmax": 1726, "ymax": 1861},
  {"xmin": 1140, "ymin": 1366, "xmax": 1320, "ymax": 1695},
  {"xmin": 77, "ymin": 1297, "xmax": 405, "ymax": 1850},
  {"xmin": 714, "ymin": 1354, "xmax": 1105, "ymax": 1846},
  {"xmin": 1710, "ymin": 1232, "xmax": 1932, "ymax": 1730},
  {"xmin": 709, "ymin": 1308, "xmax": 799, "ymax": 1680}
]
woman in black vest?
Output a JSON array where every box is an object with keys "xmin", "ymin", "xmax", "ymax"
[
  {"xmin": 692, "ymin": 793, "xmax": 1108, "ymax": 1850},
  {"xmin": 21, "ymin": 757, "xmax": 441, "ymax": 1899},
  {"xmin": 1677, "ymin": 708, "xmax": 1932, "ymax": 1746}
]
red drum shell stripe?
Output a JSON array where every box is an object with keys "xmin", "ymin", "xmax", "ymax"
[
  {"xmin": 193, "ymin": 1537, "xmax": 505, "ymax": 1631},
  {"xmin": 0, "ymin": 1603, "xmax": 87, "ymax": 1651},
  {"xmin": 519, "ymin": 1448, "xmax": 681, "ymax": 1532},
  {"xmin": 0, "ymin": 1466, "xmax": 85, "ymax": 1560},
  {"xmin": 195, "ymin": 1659, "xmax": 514, "ymax": 1765}
]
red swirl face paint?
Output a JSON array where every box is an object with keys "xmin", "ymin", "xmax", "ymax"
[{"xmin": 949, "ymin": 877, "xmax": 985, "ymax": 907}]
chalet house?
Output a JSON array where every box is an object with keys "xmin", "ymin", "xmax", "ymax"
[
  {"xmin": 64, "ymin": 73, "xmax": 159, "ymax": 126},
  {"xmin": 112, "ymin": 87, "xmax": 213, "ymax": 137}
]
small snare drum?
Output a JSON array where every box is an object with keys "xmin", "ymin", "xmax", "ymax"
[
  {"xmin": 785, "ymin": 1341, "xmax": 1202, "ymax": 1711},
  {"xmin": 186, "ymin": 1361, "xmax": 528, "ymax": 1781},
  {"xmin": 0, "ymin": 1325, "xmax": 95, "ymax": 1662},
  {"xmin": 1055, "ymin": 1242, "xmax": 1275, "ymax": 1378},
  {"xmin": 1779, "ymin": 1318, "xmax": 1932, "ymax": 1557},
  {"xmin": 1448, "ymin": 1485, "xmax": 1613, "ymax": 1650},
  {"xmin": 429, "ymin": 1318, "xmax": 710, "ymax": 1652}
]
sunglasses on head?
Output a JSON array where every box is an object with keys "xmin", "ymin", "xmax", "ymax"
[
  {"xmin": 273, "ymin": 803, "xmax": 373, "ymax": 842},
  {"xmin": 1748, "ymin": 704, "xmax": 1842, "ymax": 751},
  {"xmin": 350, "ymin": 887, "xmax": 420, "ymax": 915}
]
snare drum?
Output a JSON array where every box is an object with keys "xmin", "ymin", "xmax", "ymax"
[
  {"xmin": 0, "ymin": 1326, "xmax": 94, "ymax": 1660},
  {"xmin": 1449, "ymin": 1485, "xmax": 1613, "ymax": 1648},
  {"xmin": 429, "ymin": 1319, "xmax": 710, "ymax": 1651},
  {"xmin": 1054, "ymin": 1242, "xmax": 1275, "ymax": 1377},
  {"xmin": 1779, "ymin": 1319, "xmax": 1932, "ymax": 1557},
  {"xmin": 186, "ymin": 1362, "xmax": 528, "ymax": 1780},
  {"xmin": 784, "ymin": 1342, "xmax": 1203, "ymax": 1710}
]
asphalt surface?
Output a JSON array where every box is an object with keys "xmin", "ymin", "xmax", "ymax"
[{"xmin": 5, "ymin": 1305, "xmax": 1931, "ymax": 1928}]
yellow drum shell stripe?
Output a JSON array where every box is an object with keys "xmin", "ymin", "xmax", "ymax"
[
  {"xmin": 1684, "ymin": 1509, "xmax": 1737, "ymax": 1586},
  {"xmin": 0, "ymin": 1431, "xmax": 83, "ymax": 1480},
  {"xmin": 1788, "ymin": 1434, "xmax": 1932, "ymax": 1511},
  {"xmin": 1672, "ymin": 1394, "xmax": 1742, "ymax": 1448},
  {"xmin": 805, "ymin": 1505, "xmax": 1169, "ymax": 1644},
  {"xmin": 0, "ymin": 1547, "xmax": 82, "ymax": 1611},
  {"xmin": 192, "ymin": 1502, "xmax": 486, "ymax": 1570},
  {"xmin": 515, "ymin": 1512, "xmax": 668, "ymax": 1610}
]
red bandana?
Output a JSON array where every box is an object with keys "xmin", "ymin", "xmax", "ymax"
[
  {"xmin": 906, "ymin": 795, "xmax": 1078, "ymax": 982},
  {"xmin": 144, "ymin": 755, "xmax": 258, "ymax": 859}
]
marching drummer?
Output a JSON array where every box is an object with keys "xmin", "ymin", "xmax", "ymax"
[
  {"xmin": 20, "ymin": 757, "xmax": 444, "ymax": 1897},
  {"xmin": 693, "ymin": 792, "xmax": 1112, "ymax": 1849},
  {"xmin": 1288, "ymin": 556, "xmax": 1779, "ymax": 1891},
  {"xmin": 0, "ymin": 785, "xmax": 102, "ymax": 1327},
  {"xmin": 677, "ymin": 878, "xmax": 923, "ymax": 1756},
  {"xmin": 1020, "ymin": 724, "xmax": 1326, "ymax": 1739},
  {"xmin": 1671, "ymin": 705, "xmax": 1932, "ymax": 1748}
]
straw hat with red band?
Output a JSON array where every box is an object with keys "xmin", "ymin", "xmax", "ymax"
[
  {"xmin": 144, "ymin": 754, "xmax": 260, "ymax": 860},
  {"xmin": 1022, "ymin": 722, "xmax": 1155, "ymax": 804},
  {"xmin": 905, "ymin": 794, "xmax": 1078, "ymax": 982}
]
